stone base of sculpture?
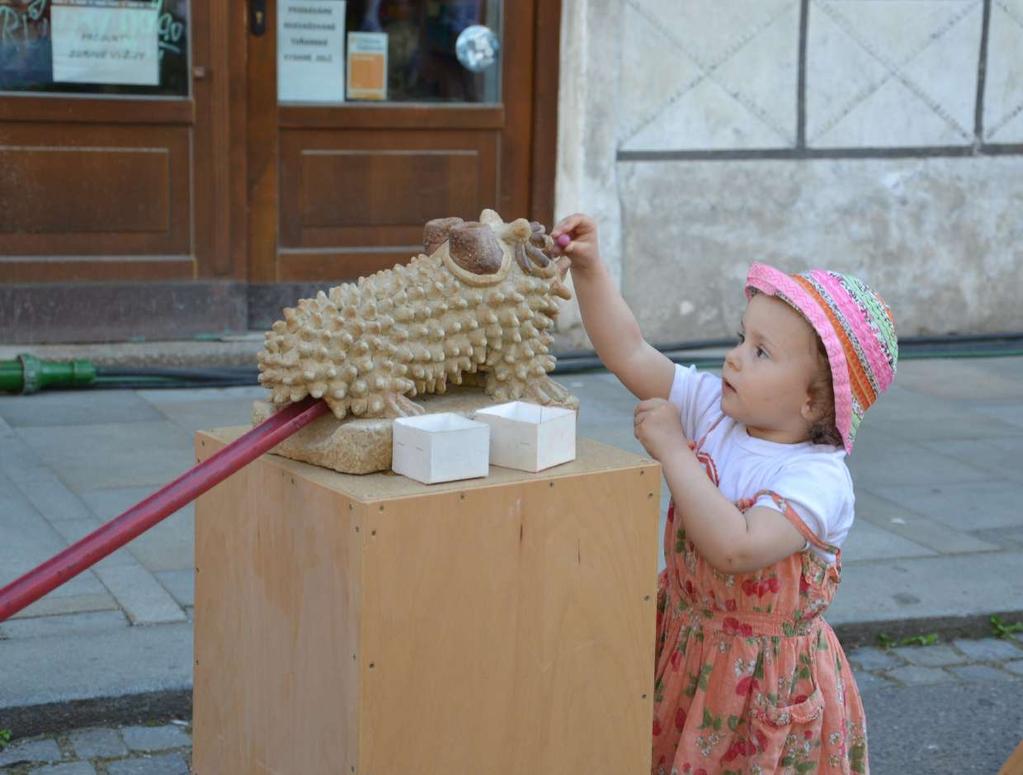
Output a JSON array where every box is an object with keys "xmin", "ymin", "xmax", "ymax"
[{"xmin": 252, "ymin": 382, "xmax": 579, "ymax": 475}]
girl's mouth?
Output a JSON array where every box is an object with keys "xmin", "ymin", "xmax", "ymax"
[{"xmin": 723, "ymin": 378, "xmax": 736, "ymax": 395}]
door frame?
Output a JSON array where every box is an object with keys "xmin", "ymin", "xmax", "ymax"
[{"xmin": 240, "ymin": 0, "xmax": 563, "ymax": 291}]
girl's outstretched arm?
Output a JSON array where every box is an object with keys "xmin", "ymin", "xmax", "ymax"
[
  {"xmin": 634, "ymin": 399, "xmax": 805, "ymax": 573},
  {"xmin": 552, "ymin": 214, "xmax": 674, "ymax": 401}
]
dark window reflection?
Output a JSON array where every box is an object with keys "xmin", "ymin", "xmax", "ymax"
[
  {"xmin": 347, "ymin": 0, "xmax": 500, "ymax": 103},
  {"xmin": 0, "ymin": 0, "xmax": 189, "ymax": 97}
]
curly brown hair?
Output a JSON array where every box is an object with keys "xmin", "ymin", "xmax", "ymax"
[{"xmin": 807, "ymin": 333, "xmax": 841, "ymax": 446}]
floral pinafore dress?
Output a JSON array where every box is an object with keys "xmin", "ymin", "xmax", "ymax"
[{"xmin": 651, "ymin": 424, "xmax": 869, "ymax": 775}]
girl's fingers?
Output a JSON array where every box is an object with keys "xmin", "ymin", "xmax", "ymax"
[
  {"xmin": 552, "ymin": 213, "xmax": 591, "ymax": 241},
  {"xmin": 552, "ymin": 213, "xmax": 583, "ymax": 234},
  {"xmin": 635, "ymin": 398, "xmax": 664, "ymax": 413}
]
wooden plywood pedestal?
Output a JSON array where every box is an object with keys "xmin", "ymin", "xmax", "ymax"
[{"xmin": 193, "ymin": 428, "xmax": 660, "ymax": 775}]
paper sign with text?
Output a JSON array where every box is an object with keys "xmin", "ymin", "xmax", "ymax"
[
  {"xmin": 51, "ymin": 0, "xmax": 160, "ymax": 86},
  {"xmin": 278, "ymin": 0, "xmax": 346, "ymax": 103}
]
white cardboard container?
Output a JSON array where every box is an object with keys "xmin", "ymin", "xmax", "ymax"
[
  {"xmin": 473, "ymin": 401, "xmax": 577, "ymax": 473},
  {"xmin": 391, "ymin": 412, "xmax": 490, "ymax": 485}
]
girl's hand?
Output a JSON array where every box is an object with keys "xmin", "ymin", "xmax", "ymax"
[
  {"xmin": 634, "ymin": 398, "xmax": 689, "ymax": 461},
  {"xmin": 551, "ymin": 213, "xmax": 601, "ymax": 275}
]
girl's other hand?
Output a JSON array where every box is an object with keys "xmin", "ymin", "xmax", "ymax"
[
  {"xmin": 551, "ymin": 213, "xmax": 601, "ymax": 275},
  {"xmin": 634, "ymin": 398, "xmax": 688, "ymax": 461}
]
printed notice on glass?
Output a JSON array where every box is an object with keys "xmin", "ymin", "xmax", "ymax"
[
  {"xmin": 346, "ymin": 32, "xmax": 387, "ymax": 101},
  {"xmin": 51, "ymin": 0, "xmax": 160, "ymax": 86},
  {"xmin": 278, "ymin": 0, "xmax": 346, "ymax": 103}
]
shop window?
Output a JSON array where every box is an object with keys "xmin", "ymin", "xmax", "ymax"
[
  {"xmin": 0, "ymin": 0, "xmax": 190, "ymax": 98},
  {"xmin": 278, "ymin": 0, "xmax": 501, "ymax": 105}
]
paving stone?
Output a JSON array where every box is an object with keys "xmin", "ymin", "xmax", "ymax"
[
  {"xmin": 854, "ymin": 490, "xmax": 999, "ymax": 554},
  {"xmin": 79, "ymin": 488, "xmax": 194, "ymax": 573},
  {"xmin": 0, "ymin": 738, "xmax": 62, "ymax": 767},
  {"xmin": 951, "ymin": 637, "xmax": 1023, "ymax": 662},
  {"xmin": 890, "ymin": 644, "xmax": 966, "ymax": 667},
  {"xmin": 17, "ymin": 421, "xmax": 194, "ymax": 491},
  {"xmin": 67, "ymin": 727, "xmax": 129, "ymax": 760},
  {"xmin": 871, "ymin": 480, "xmax": 1023, "ymax": 532},
  {"xmin": 1003, "ymin": 659, "xmax": 1023, "ymax": 677},
  {"xmin": 0, "ymin": 390, "xmax": 161, "ymax": 428},
  {"xmin": 30, "ymin": 763, "xmax": 97, "ymax": 775},
  {"xmin": 0, "ymin": 622, "xmax": 192, "ymax": 709},
  {"xmin": 947, "ymin": 664, "xmax": 1018, "ymax": 682},
  {"xmin": 10, "ymin": 467, "xmax": 96, "ymax": 523},
  {"xmin": 154, "ymin": 570, "xmax": 195, "ymax": 608},
  {"xmin": 885, "ymin": 665, "xmax": 957, "ymax": 686},
  {"xmin": 8, "ymin": 593, "xmax": 116, "ymax": 620},
  {"xmin": 105, "ymin": 753, "xmax": 190, "ymax": 775},
  {"xmin": 86, "ymin": 563, "xmax": 186, "ymax": 626},
  {"xmin": 847, "ymin": 646, "xmax": 905, "ymax": 671},
  {"xmin": 120, "ymin": 725, "xmax": 191, "ymax": 753},
  {"xmin": 851, "ymin": 669, "xmax": 897, "ymax": 690},
  {"xmin": 0, "ymin": 611, "xmax": 128, "ymax": 640}
]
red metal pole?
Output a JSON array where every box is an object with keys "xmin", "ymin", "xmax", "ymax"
[{"xmin": 0, "ymin": 397, "xmax": 330, "ymax": 622}]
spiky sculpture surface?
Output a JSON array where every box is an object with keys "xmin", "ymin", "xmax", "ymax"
[{"xmin": 258, "ymin": 210, "xmax": 576, "ymax": 419}]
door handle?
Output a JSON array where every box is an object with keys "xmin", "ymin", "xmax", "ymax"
[{"xmin": 250, "ymin": 0, "xmax": 267, "ymax": 36}]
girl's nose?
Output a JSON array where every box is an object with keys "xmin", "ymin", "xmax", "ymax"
[{"xmin": 724, "ymin": 345, "xmax": 741, "ymax": 370}]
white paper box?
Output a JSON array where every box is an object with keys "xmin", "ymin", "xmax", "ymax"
[
  {"xmin": 474, "ymin": 402, "xmax": 577, "ymax": 473},
  {"xmin": 391, "ymin": 413, "xmax": 490, "ymax": 485}
]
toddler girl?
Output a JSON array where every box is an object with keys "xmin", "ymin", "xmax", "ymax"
[{"xmin": 552, "ymin": 213, "xmax": 897, "ymax": 774}]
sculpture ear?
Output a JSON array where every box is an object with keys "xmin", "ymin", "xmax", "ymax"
[
  {"xmin": 448, "ymin": 222, "xmax": 503, "ymax": 275},
  {"xmin": 423, "ymin": 217, "xmax": 465, "ymax": 256}
]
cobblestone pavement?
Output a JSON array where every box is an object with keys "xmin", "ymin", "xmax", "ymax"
[
  {"xmin": 2, "ymin": 634, "xmax": 1020, "ymax": 773},
  {"xmin": 0, "ymin": 721, "xmax": 191, "ymax": 774}
]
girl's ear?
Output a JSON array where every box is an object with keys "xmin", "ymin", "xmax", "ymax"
[{"xmin": 800, "ymin": 388, "xmax": 821, "ymax": 424}]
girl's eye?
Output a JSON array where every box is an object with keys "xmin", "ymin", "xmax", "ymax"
[
  {"xmin": 755, "ymin": 346, "xmax": 768, "ymax": 358},
  {"xmin": 736, "ymin": 331, "xmax": 745, "ymax": 343}
]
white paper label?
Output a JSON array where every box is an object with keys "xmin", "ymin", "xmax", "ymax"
[
  {"xmin": 278, "ymin": 0, "xmax": 346, "ymax": 104},
  {"xmin": 51, "ymin": 0, "xmax": 160, "ymax": 86}
]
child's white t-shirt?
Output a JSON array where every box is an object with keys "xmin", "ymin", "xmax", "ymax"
[{"xmin": 667, "ymin": 364, "xmax": 854, "ymax": 562}]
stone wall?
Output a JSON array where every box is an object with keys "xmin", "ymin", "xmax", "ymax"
[{"xmin": 556, "ymin": 0, "xmax": 1023, "ymax": 345}]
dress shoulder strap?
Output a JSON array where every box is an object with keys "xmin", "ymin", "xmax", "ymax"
[{"xmin": 752, "ymin": 489, "xmax": 842, "ymax": 561}]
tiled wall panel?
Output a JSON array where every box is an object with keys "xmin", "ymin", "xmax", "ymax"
[{"xmin": 618, "ymin": 0, "xmax": 1018, "ymax": 151}]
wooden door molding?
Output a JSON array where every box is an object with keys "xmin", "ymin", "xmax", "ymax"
[{"xmin": 246, "ymin": 0, "xmax": 280, "ymax": 284}]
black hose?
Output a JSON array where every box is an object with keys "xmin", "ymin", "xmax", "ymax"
[{"xmin": 98, "ymin": 366, "xmax": 259, "ymax": 381}]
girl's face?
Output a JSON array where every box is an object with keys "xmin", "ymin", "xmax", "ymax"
[{"xmin": 720, "ymin": 293, "xmax": 822, "ymax": 444}]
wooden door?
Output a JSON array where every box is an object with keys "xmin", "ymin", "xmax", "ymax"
[
  {"xmin": 245, "ymin": 0, "xmax": 560, "ymax": 302},
  {"xmin": 0, "ymin": 1, "xmax": 240, "ymax": 342}
]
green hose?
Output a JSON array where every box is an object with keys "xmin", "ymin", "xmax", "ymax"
[{"xmin": 0, "ymin": 354, "xmax": 96, "ymax": 394}]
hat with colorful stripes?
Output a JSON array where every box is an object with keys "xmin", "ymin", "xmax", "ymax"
[{"xmin": 745, "ymin": 263, "xmax": 898, "ymax": 454}]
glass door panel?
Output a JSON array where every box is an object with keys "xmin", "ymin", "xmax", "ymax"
[
  {"xmin": 0, "ymin": 0, "xmax": 191, "ymax": 97},
  {"xmin": 277, "ymin": 0, "xmax": 501, "ymax": 105}
]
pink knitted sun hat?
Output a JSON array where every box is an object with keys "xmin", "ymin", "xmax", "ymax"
[{"xmin": 745, "ymin": 262, "xmax": 898, "ymax": 454}]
